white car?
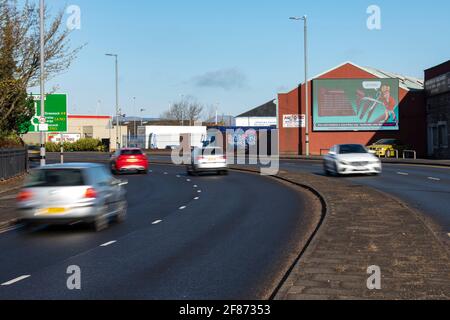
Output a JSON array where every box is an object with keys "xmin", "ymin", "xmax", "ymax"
[
  {"xmin": 187, "ymin": 147, "xmax": 228, "ymax": 176},
  {"xmin": 323, "ymin": 144, "xmax": 382, "ymax": 176}
]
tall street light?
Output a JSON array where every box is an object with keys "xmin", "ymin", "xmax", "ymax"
[
  {"xmin": 105, "ymin": 53, "xmax": 120, "ymax": 149},
  {"xmin": 39, "ymin": 0, "xmax": 46, "ymax": 166},
  {"xmin": 290, "ymin": 15, "xmax": 310, "ymax": 156}
]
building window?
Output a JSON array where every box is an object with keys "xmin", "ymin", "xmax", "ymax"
[
  {"xmin": 430, "ymin": 122, "xmax": 449, "ymax": 152},
  {"xmin": 438, "ymin": 122, "xmax": 448, "ymax": 149}
]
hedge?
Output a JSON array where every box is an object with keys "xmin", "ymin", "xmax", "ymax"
[{"xmin": 45, "ymin": 138, "xmax": 106, "ymax": 152}]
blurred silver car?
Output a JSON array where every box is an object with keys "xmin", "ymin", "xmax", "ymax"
[
  {"xmin": 16, "ymin": 163, "xmax": 128, "ymax": 232},
  {"xmin": 187, "ymin": 147, "xmax": 228, "ymax": 176}
]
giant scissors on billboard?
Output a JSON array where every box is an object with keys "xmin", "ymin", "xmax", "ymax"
[{"xmin": 312, "ymin": 79, "xmax": 400, "ymax": 131}]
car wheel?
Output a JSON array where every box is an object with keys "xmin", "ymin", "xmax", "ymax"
[
  {"xmin": 324, "ymin": 166, "xmax": 331, "ymax": 176},
  {"xmin": 333, "ymin": 162, "xmax": 340, "ymax": 177},
  {"xmin": 115, "ymin": 201, "xmax": 127, "ymax": 223},
  {"xmin": 93, "ymin": 206, "xmax": 109, "ymax": 232},
  {"xmin": 20, "ymin": 222, "xmax": 36, "ymax": 233}
]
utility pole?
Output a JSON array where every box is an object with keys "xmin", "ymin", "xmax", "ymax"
[
  {"xmin": 39, "ymin": 0, "xmax": 46, "ymax": 166},
  {"xmin": 105, "ymin": 54, "xmax": 120, "ymax": 149}
]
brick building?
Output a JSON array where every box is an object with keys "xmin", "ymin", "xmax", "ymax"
[
  {"xmin": 278, "ymin": 62, "xmax": 426, "ymax": 156},
  {"xmin": 425, "ymin": 60, "xmax": 450, "ymax": 159}
]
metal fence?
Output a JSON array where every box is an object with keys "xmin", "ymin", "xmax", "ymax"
[{"xmin": 0, "ymin": 148, "xmax": 28, "ymax": 181}]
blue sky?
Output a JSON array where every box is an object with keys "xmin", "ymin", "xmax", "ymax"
[{"xmin": 38, "ymin": 0, "xmax": 450, "ymax": 118}]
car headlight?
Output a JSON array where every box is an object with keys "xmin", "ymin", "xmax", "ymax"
[{"xmin": 340, "ymin": 160, "xmax": 350, "ymax": 166}]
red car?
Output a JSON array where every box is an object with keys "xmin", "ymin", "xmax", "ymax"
[{"xmin": 110, "ymin": 148, "xmax": 149, "ymax": 175}]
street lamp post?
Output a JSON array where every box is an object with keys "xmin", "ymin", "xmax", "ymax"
[
  {"xmin": 105, "ymin": 53, "xmax": 120, "ymax": 149},
  {"xmin": 290, "ymin": 15, "xmax": 310, "ymax": 156},
  {"xmin": 39, "ymin": 0, "xmax": 46, "ymax": 166},
  {"xmin": 133, "ymin": 97, "xmax": 137, "ymax": 137}
]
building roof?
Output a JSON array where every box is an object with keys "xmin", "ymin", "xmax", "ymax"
[
  {"xmin": 308, "ymin": 61, "xmax": 424, "ymax": 91},
  {"xmin": 359, "ymin": 65, "xmax": 424, "ymax": 91},
  {"xmin": 237, "ymin": 100, "xmax": 277, "ymax": 118}
]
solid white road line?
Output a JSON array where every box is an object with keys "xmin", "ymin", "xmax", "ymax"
[
  {"xmin": 397, "ymin": 172, "xmax": 409, "ymax": 176},
  {"xmin": 152, "ymin": 220, "xmax": 162, "ymax": 225},
  {"xmin": 1, "ymin": 275, "xmax": 31, "ymax": 286},
  {"xmin": 100, "ymin": 241, "xmax": 117, "ymax": 247},
  {"xmin": 179, "ymin": 206, "xmax": 187, "ymax": 210},
  {"xmin": 428, "ymin": 177, "xmax": 441, "ymax": 181}
]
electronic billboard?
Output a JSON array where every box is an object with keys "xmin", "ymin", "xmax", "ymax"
[{"xmin": 312, "ymin": 79, "xmax": 400, "ymax": 131}]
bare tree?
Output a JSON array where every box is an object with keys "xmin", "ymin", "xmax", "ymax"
[
  {"xmin": 0, "ymin": 0, "xmax": 83, "ymax": 135},
  {"xmin": 161, "ymin": 98, "xmax": 204, "ymax": 126}
]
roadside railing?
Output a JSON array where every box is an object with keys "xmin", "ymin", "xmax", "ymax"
[
  {"xmin": 402, "ymin": 150, "xmax": 417, "ymax": 160},
  {"xmin": 0, "ymin": 148, "xmax": 28, "ymax": 181}
]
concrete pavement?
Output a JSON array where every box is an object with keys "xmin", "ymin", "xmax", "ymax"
[{"xmin": 271, "ymin": 170, "xmax": 450, "ymax": 300}]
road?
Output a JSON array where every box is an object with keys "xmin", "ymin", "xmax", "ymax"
[
  {"xmin": 281, "ymin": 160, "xmax": 450, "ymax": 235},
  {"xmin": 0, "ymin": 163, "xmax": 317, "ymax": 300}
]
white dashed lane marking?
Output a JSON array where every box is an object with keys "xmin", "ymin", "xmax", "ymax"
[
  {"xmin": 193, "ymin": 185, "xmax": 198, "ymax": 188},
  {"xmin": 428, "ymin": 177, "xmax": 441, "ymax": 181},
  {"xmin": 152, "ymin": 220, "xmax": 162, "ymax": 225},
  {"xmin": 186, "ymin": 179, "xmax": 191, "ymax": 182},
  {"xmin": 397, "ymin": 172, "xmax": 409, "ymax": 176},
  {"xmin": 194, "ymin": 197, "xmax": 200, "ymax": 200},
  {"xmin": 197, "ymin": 190, "xmax": 202, "ymax": 193},
  {"xmin": 1, "ymin": 275, "xmax": 31, "ymax": 286},
  {"xmin": 179, "ymin": 206, "xmax": 187, "ymax": 210},
  {"xmin": 100, "ymin": 241, "xmax": 117, "ymax": 247}
]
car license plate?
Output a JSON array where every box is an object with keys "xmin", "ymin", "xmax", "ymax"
[
  {"xmin": 37, "ymin": 208, "xmax": 67, "ymax": 216},
  {"xmin": 127, "ymin": 159, "xmax": 139, "ymax": 163}
]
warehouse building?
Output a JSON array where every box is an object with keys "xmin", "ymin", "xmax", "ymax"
[
  {"xmin": 22, "ymin": 115, "xmax": 127, "ymax": 151},
  {"xmin": 235, "ymin": 100, "xmax": 278, "ymax": 127},
  {"xmin": 425, "ymin": 60, "xmax": 450, "ymax": 159},
  {"xmin": 278, "ymin": 62, "xmax": 426, "ymax": 156}
]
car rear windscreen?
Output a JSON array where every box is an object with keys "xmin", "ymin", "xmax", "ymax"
[
  {"xmin": 121, "ymin": 150, "xmax": 143, "ymax": 155},
  {"xmin": 202, "ymin": 148, "xmax": 223, "ymax": 156},
  {"xmin": 25, "ymin": 169, "xmax": 86, "ymax": 187}
]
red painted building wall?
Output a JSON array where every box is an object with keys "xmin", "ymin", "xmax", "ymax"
[{"xmin": 278, "ymin": 63, "xmax": 427, "ymax": 156}]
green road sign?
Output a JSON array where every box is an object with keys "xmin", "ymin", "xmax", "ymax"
[{"xmin": 27, "ymin": 94, "xmax": 68, "ymax": 133}]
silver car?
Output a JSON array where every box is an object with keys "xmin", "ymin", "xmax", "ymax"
[
  {"xmin": 16, "ymin": 163, "xmax": 128, "ymax": 232},
  {"xmin": 187, "ymin": 147, "xmax": 228, "ymax": 176}
]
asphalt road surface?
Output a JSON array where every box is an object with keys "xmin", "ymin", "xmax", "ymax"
[
  {"xmin": 0, "ymin": 163, "xmax": 316, "ymax": 300},
  {"xmin": 281, "ymin": 160, "xmax": 450, "ymax": 235}
]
